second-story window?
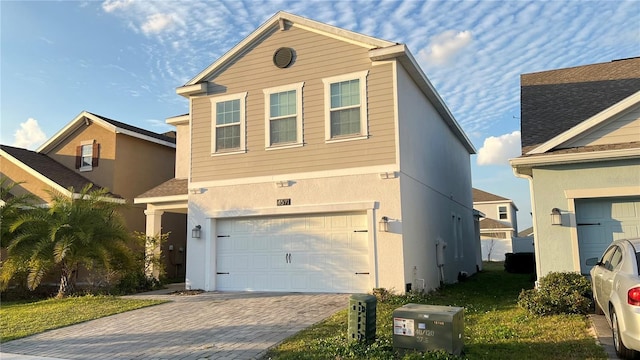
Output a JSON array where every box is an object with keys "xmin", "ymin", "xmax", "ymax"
[
  {"xmin": 323, "ymin": 70, "xmax": 369, "ymax": 142},
  {"xmin": 263, "ymin": 82, "xmax": 304, "ymax": 149},
  {"xmin": 210, "ymin": 92, "xmax": 247, "ymax": 155},
  {"xmin": 75, "ymin": 140, "xmax": 98, "ymax": 172},
  {"xmin": 498, "ymin": 206, "xmax": 508, "ymax": 220}
]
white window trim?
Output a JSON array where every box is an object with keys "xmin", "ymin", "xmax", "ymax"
[
  {"xmin": 210, "ymin": 92, "xmax": 247, "ymax": 156},
  {"xmin": 322, "ymin": 70, "xmax": 369, "ymax": 142},
  {"xmin": 79, "ymin": 139, "xmax": 94, "ymax": 172},
  {"xmin": 263, "ymin": 82, "xmax": 304, "ymax": 150},
  {"xmin": 498, "ymin": 205, "xmax": 509, "ymax": 220}
]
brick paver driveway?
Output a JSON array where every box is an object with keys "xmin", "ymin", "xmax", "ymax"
[{"xmin": 1, "ymin": 290, "xmax": 349, "ymax": 360}]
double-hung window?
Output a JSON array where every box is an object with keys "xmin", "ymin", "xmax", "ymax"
[
  {"xmin": 322, "ymin": 70, "xmax": 368, "ymax": 141},
  {"xmin": 498, "ymin": 206, "xmax": 508, "ymax": 220},
  {"xmin": 210, "ymin": 92, "xmax": 247, "ymax": 155},
  {"xmin": 76, "ymin": 140, "xmax": 98, "ymax": 172},
  {"xmin": 263, "ymin": 82, "xmax": 304, "ymax": 149}
]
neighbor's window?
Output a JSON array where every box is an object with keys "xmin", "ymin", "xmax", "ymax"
[
  {"xmin": 498, "ymin": 206, "xmax": 508, "ymax": 220},
  {"xmin": 263, "ymin": 82, "xmax": 303, "ymax": 149},
  {"xmin": 322, "ymin": 70, "xmax": 368, "ymax": 141},
  {"xmin": 76, "ymin": 140, "xmax": 98, "ymax": 172},
  {"xmin": 210, "ymin": 92, "xmax": 247, "ymax": 155}
]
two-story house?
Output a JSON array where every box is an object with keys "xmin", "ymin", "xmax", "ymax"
[
  {"xmin": 472, "ymin": 188, "xmax": 520, "ymax": 261},
  {"xmin": 511, "ymin": 58, "xmax": 640, "ymax": 279},
  {"xmin": 1, "ymin": 111, "xmax": 187, "ymax": 280},
  {"xmin": 137, "ymin": 11, "xmax": 478, "ymax": 294}
]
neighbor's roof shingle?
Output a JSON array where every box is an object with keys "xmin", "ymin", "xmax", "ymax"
[
  {"xmin": 0, "ymin": 145, "xmax": 120, "ymax": 198},
  {"xmin": 472, "ymin": 188, "xmax": 509, "ymax": 202},
  {"xmin": 479, "ymin": 218, "xmax": 512, "ymax": 230},
  {"xmin": 88, "ymin": 112, "xmax": 176, "ymax": 144},
  {"xmin": 136, "ymin": 178, "xmax": 187, "ymax": 199},
  {"xmin": 520, "ymin": 57, "xmax": 640, "ymax": 154}
]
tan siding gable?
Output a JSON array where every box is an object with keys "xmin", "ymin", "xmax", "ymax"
[
  {"xmin": 191, "ymin": 25, "xmax": 396, "ymax": 182},
  {"xmin": 561, "ymin": 103, "xmax": 640, "ymax": 148}
]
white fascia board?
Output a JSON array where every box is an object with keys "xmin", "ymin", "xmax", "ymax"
[
  {"xmin": 0, "ymin": 149, "xmax": 73, "ymax": 197},
  {"xmin": 510, "ymin": 147, "xmax": 640, "ymax": 168},
  {"xmin": 176, "ymin": 83, "xmax": 207, "ymax": 98},
  {"xmin": 134, "ymin": 194, "xmax": 188, "ymax": 204},
  {"xmin": 166, "ymin": 114, "xmax": 190, "ymax": 126},
  {"xmin": 36, "ymin": 111, "xmax": 103, "ymax": 153},
  {"xmin": 370, "ymin": 45, "xmax": 476, "ymax": 154},
  {"xmin": 185, "ymin": 11, "xmax": 395, "ymax": 86},
  {"xmin": 527, "ymin": 91, "xmax": 640, "ymax": 155},
  {"xmin": 71, "ymin": 193, "xmax": 126, "ymax": 204},
  {"xmin": 113, "ymin": 128, "xmax": 176, "ymax": 148}
]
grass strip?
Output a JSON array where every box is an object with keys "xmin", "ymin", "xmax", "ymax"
[
  {"xmin": 1, "ymin": 295, "xmax": 166, "ymax": 342},
  {"xmin": 265, "ymin": 262, "xmax": 606, "ymax": 359}
]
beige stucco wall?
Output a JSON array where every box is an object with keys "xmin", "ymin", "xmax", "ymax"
[{"xmin": 0, "ymin": 156, "xmax": 51, "ymax": 203}]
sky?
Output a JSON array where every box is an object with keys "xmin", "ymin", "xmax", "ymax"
[{"xmin": 1, "ymin": 0, "xmax": 639, "ymax": 230}]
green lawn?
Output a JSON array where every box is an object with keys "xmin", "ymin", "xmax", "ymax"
[
  {"xmin": 265, "ymin": 262, "xmax": 607, "ymax": 360},
  {"xmin": 0, "ymin": 295, "xmax": 165, "ymax": 342}
]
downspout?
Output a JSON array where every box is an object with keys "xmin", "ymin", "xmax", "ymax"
[{"xmin": 511, "ymin": 165, "xmax": 541, "ymax": 285}]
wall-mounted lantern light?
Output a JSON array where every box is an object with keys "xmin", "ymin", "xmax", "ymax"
[
  {"xmin": 551, "ymin": 208, "xmax": 562, "ymax": 226},
  {"xmin": 379, "ymin": 216, "xmax": 389, "ymax": 232},
  {"xmin": 192, "ymin": 225, "xmax": 202, "ymax": 238}
]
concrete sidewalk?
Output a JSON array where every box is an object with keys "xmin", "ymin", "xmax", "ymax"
[{"xmin": 1, "ymin": 289, "xmax": 349, "ymax": 360}]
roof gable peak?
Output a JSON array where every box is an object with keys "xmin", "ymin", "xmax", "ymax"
[{"xmin": 182, "ymin": 11, "xmax": 396, "ymax": 87}]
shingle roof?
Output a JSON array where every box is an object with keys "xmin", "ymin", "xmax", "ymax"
[
  {"xmin": 520, "ymin": 57, "xmax": 640, "ymax": 154},
  {"xmin": 0, "ymin": 145, "xmax": 121, "ymax": 198},
  {"xmin": 472, "ymin": 188, "xmax": 509, "ymax": 202},
  {"xmin": 518, "ymin": 227, "xmax": 534, "ymax": 237},
  {"xmin": 136, "ymin": 178, "xmax": 187, "ymax": 199},
  {"xmin": 479, "ymin": 218, "xmax": 512, "ymax": 230},
  {"xmin": 88, "ymin": 112, "xmax": 176, "ymax": 144}
]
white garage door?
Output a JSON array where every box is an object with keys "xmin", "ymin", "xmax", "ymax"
[
  {"xmin": 577, "ymin": 197, "xmax": 640, "ymax": 274},
  {"xmin": 216, "ymin": 212, "xmax": 370, "ymax": 293}
]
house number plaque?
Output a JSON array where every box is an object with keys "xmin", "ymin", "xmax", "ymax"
[{"xmin": 277, "ymin": 198, "xmax": 291, "ymax": 206}]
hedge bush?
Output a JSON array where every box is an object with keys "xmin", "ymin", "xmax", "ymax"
[{"xmin": 518, "ymin": 271, "xmax": 592, "ymax": 316}]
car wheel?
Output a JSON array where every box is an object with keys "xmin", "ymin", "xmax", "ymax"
[{"xmin": 611, "ymin": 308, "xmax": 635, "ymax": 359}]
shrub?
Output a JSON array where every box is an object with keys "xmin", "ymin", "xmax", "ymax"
[{"xmin": 518, "ymin": 271, "xmax": 592, "ymax": 315}]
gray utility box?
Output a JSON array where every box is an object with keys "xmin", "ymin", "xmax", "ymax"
[
  {"xmin": 393, "ymin": 303, "xmax": 464, "ymax": 355},
  {"xmin": 348, "ymin": 294, "xmax": 376, "ymax": 343}
]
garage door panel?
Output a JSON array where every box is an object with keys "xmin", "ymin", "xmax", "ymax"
[
  {"xmin": 577, "ymin": 197, "xmax": 640, "ymax": 274},
  {"xmin": 217, "ymin": 212, "xmax": 369, "ymax": 293}
]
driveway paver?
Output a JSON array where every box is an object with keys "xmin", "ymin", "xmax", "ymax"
[{"xmin": 1, "ymin": 290, "xmax": 349, "ymax": 360}]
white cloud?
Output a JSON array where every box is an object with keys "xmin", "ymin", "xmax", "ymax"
[
  {"xmin": 102, "ymin": 0, "xmax": 133, "ymax": 13},
  {"xmin": 141, "ymin": 13, "xmax": 174, "ymax": 35},
  {"xmin": 13, "ymin": 118, "xmax": 47, "ymax": 150},
  {"xmin": 477, "ymin": 131, "xmax": 521, "ymax": 166},
  {"xmin": 420, "ymin": 30, "xmax": 473, "ymax": 66}
]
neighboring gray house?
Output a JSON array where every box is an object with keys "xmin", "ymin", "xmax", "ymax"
[
  {"xmin": 136, "ymin": 11, "xmax": 479, "ymax": 294},
  {"xmin": 511, "ymin": 57, "xmax": 640, "ymax": 279},
  {"xmin": 472, "ymin": 188, "xmax": 519, "ymax": 261}
]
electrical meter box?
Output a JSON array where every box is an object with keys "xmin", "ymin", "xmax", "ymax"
[
  {"xmin": 392, "ymin": 303, "xmax": 464, "ymax": 355},
  {"xmin": 348, "ymin": 294, "xmax": 376, "ymax": 343}
]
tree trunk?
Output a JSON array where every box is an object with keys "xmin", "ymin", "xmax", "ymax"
[{"xmin": 57, "ymin": 265, "xmax": 75, "ymax": 298}]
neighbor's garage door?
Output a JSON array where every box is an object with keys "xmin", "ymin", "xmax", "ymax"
[
  {"xmin": 577, "ymin": 197, "xmax": 640, "ymax": 274},
  {"xmin": 216, "ymin": 212, "xmax": 370, "ymax": 293}
]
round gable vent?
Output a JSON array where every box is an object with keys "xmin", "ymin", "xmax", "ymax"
[{"xmin": 273, "ymin": 47, "xmax": 294, "ymax": 68}]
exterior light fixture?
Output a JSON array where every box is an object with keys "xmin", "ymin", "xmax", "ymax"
[
  {"xmin": 192, "ymin": 225, "xmax": 202, "ymax": 238},
  {"xmin": 379, "ymin": 216, "xmax": 389, "ymax": 232},
  {"xmin": 551, "ymin": 208, "xmax": 562, "ymax": 226}
]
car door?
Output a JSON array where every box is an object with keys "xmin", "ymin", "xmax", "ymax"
[
  {"xmin": 594, "ymin": 246, "xmax": 618, "ymax": 303},
  {"xmin": 600, "ymin": 246, "xmax": 623, "ymax": 308}
]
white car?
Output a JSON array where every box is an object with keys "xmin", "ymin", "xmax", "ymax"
[{"xmin": 588, "ymin": 238, "xmax": 640, "ymax": 359}]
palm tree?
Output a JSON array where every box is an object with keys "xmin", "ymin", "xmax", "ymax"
[
  {"xmin": 1, "ymin": 184, "xmax": 134, "ymax": 298},
  {"xmin": 0, "ymin": 177, "xmax": 38, "ymax": 248}
]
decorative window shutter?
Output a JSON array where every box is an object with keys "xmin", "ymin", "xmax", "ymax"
[
  {"xmin": 92, "ymin": 142, "xmax": 99, "ymax": 167},
  {"xmin": 75, "ymin": 146, "xmax": 82, "ymax": 169}
]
